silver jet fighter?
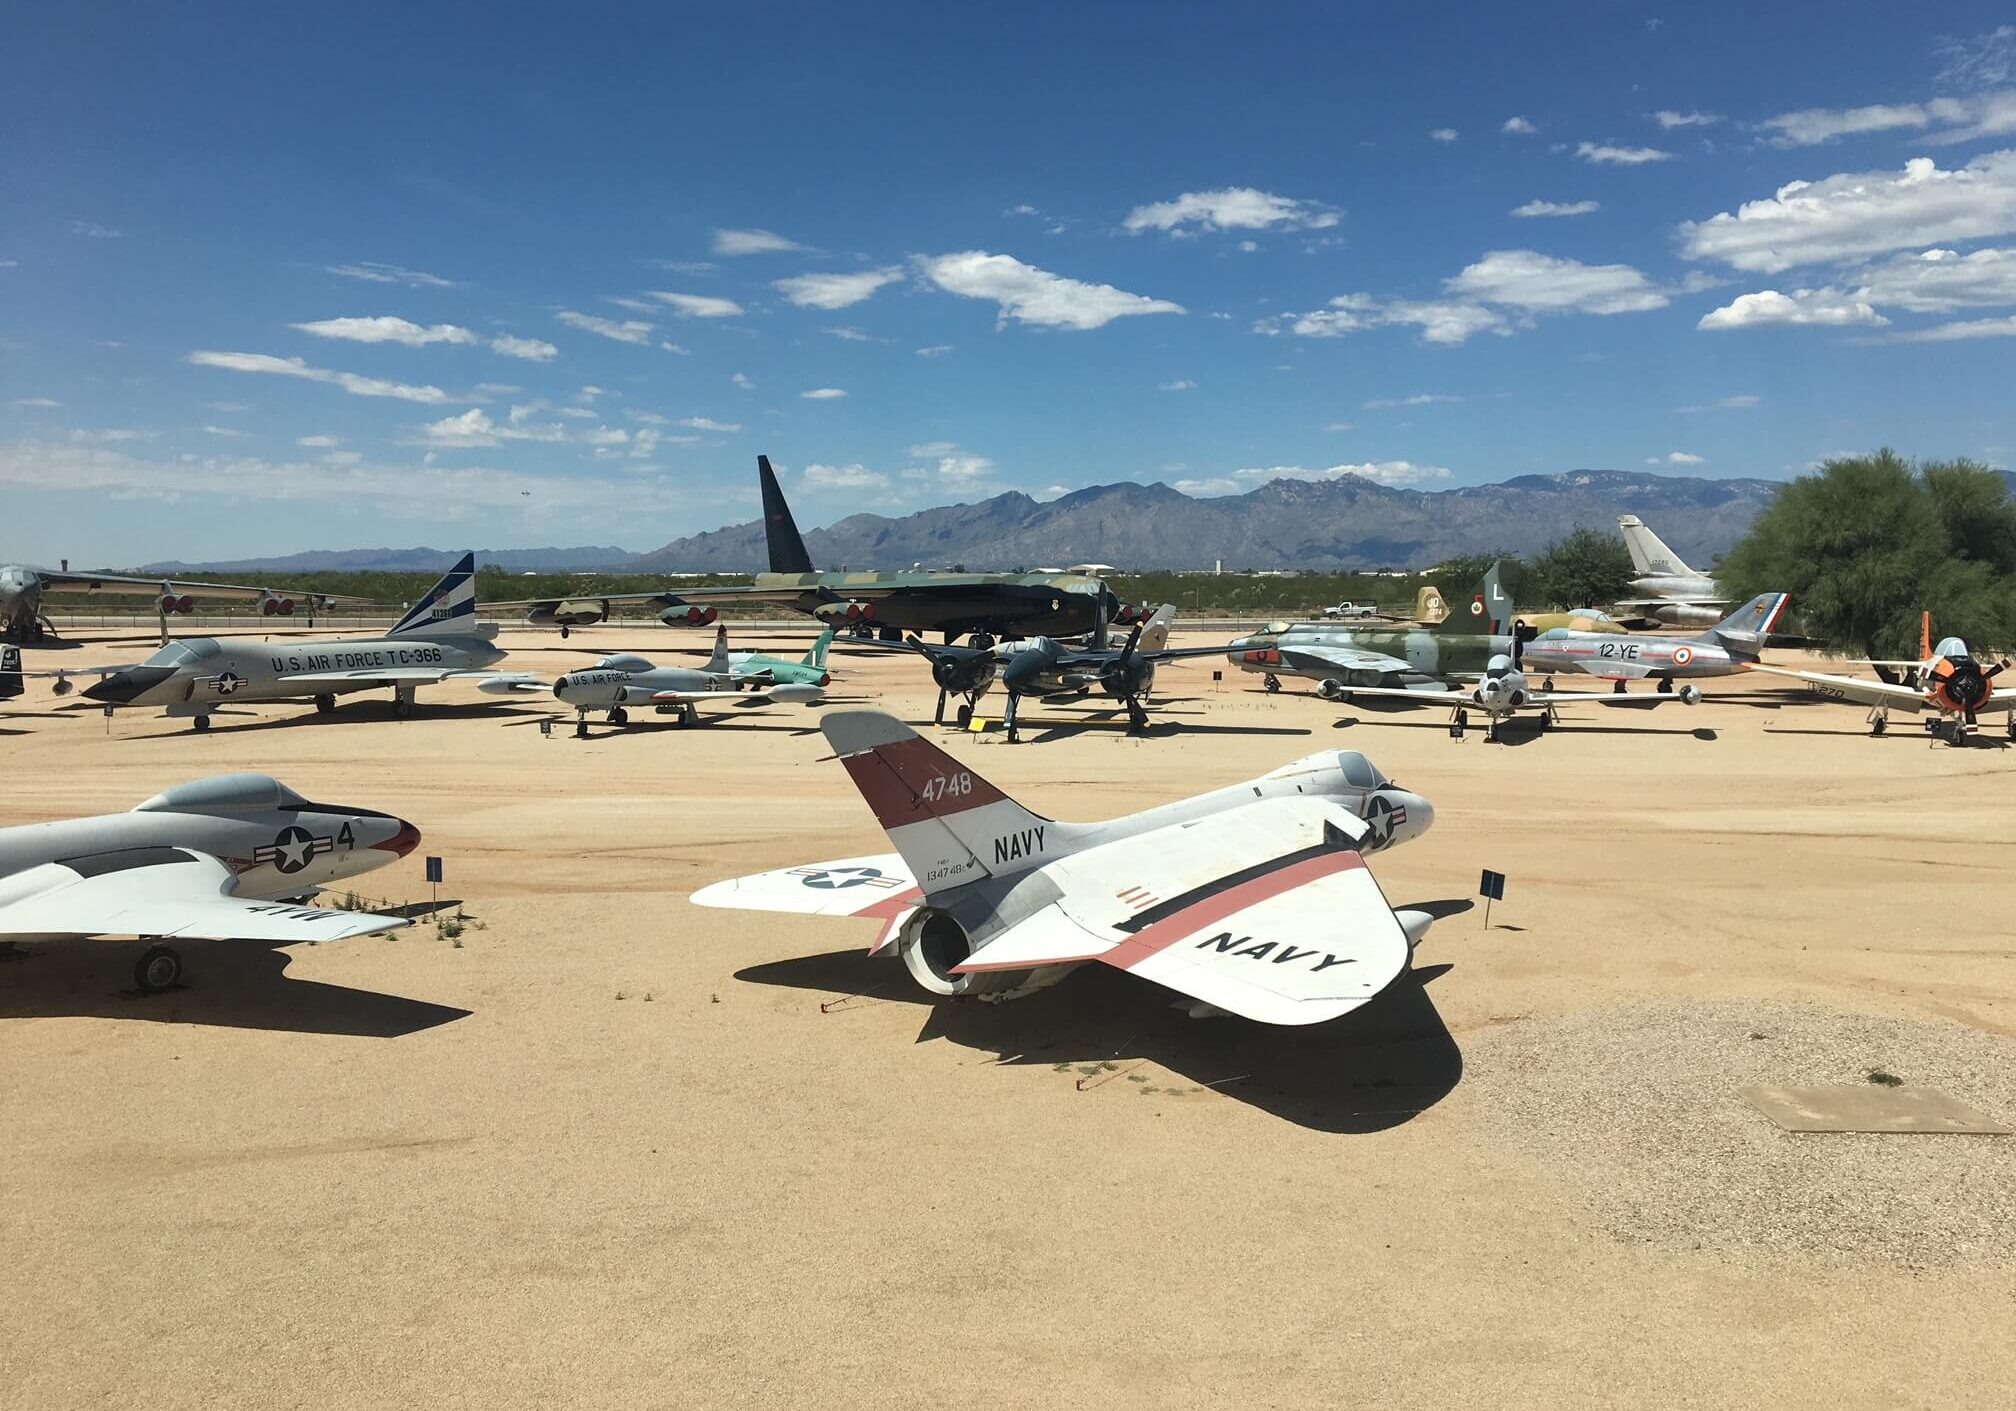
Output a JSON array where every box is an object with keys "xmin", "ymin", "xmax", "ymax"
[
  {"xmin": 0, "ymin": 772, "xmax": 419, "ymax": 992},
  {"xmin": 1615, "ymin": 515, "xmax": 1726, "ymax": 628},
  {"xmin": 1522, "ymin": 593, "xmax": 1790, "ymax": 691},
  {"xmin": 551, "ymin": 652, "xmax": 824, "ymax": 733},
  {"xmin": 79, "ymin": 553, "xmax": 541, "ymax": 731},
  {"xmin": 695, "ymin": 712, "xmax": 1436, "ymax": 1026}
]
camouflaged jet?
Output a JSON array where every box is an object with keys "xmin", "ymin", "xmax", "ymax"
[
  {"xmin": 492, "ymin": 456, "xmax": 1132, "ymax": 645},
  {"xmin": 1749, "ymin": 612, "xmax": 2016, "ymax": 743},
  {"xmin": 0, "ymin": 772, "xmax": 419, "ymax": 992},
  {"xmin": 0, "ymin": 561, "xmax": 367, "ymax": 645},
  {"xmin": 693, "ymin": 711, "xmax": 1437, "ymax": 1026},
  {"xmin": 74, "ymin": 553, "xmax": 542, "ymax": 730}
]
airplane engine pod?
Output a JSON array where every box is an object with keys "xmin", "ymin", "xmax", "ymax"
[
  {"xmin": 1317, "ymin": 678, "xmax": 1349, "ymax": 701},
  {"xmin": 261, "ymin": 595, "xmax": 296, "ymax": 616},
  {"xmin": 159, "ymin": 594, "xmax": 196, "ymax": 615},
  {"xmin": 659, "ymin": 605, "xmax": 719, "ymax": 628},
  {"xmin": 1678, "ymin": 683, "xmax": 1702, "ymax": 705},
  {"xmin": 897, "ymin": 908, "xmax": 1034, "ymax": 998}
]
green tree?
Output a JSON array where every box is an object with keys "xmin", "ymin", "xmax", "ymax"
[
  {"xmin": 1718, "ymin": 449, "xmax": 2012, "ymax": 669},
  {"xmin": 1922, "ymin": 458, "xmax": 2016, "ymax": 575},
  {"xmin": 1524, "ymin": 528, "xmax": 1633, "ymax": 609}
]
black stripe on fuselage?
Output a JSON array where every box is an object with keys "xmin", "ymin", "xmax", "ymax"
[{"xmin": 1114, "ymin": 821, "xmax": 1358, "ymax": 935}]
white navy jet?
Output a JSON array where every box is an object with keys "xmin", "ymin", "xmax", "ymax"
[
  {"xmin": 0, "ymin": 561, "xmax": 365, "ymax": 645},
  {"xmin": 694, "ymin": 712, "xmax": 1438, "ymax": 1026},
  {"xmin": 1614, "ymin": 515, "xmax": 1726, "ymax": 629},
  {"xmin": 0, "ymin": 773, "xmax": 419, "ymax": 992},
  {"xmin": 75, "ymin": 553, "xmax": 542, "ymax": 730},
  {"xmin": 551, "ymin": 652, "xmax": 824, "ymax": 732}
]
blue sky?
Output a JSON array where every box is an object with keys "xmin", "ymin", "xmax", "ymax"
[{"xmin": 6, "ymin": 3, "xmax": 2016, "ymax": 564}]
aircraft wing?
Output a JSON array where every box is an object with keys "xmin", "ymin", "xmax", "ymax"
[
  {"xmin": 32, "ymin": 570, "xmax": 369, "ymax": 605},
  {"xmin": 690, "ymin": 853, "xmax": 918, "ymax": 917},
  {"xmin": 484, "ymin": 592, "xmax": 677, "ymax": 612},
  {"xmin": 1745, "ymin": 664, "xmax": 1929, "ymax": 712},
  {"xmin": 276, "ymin": 667, "xmax": 465, "ymax": 686},
  {"xmin": 1276, "ymin": 644, "xmax": 1416, "ymax": 677},
  {"xmin": 1308, "ymin": 682, "xmax": 1459, "ymax": 704},
  {"xmin": 1614, "ymin": 596, "xmax": 1728, "ymax": 609},
  {"xmin": 0, "ymin": 848, "xmax": 410, "ymax": 943}
]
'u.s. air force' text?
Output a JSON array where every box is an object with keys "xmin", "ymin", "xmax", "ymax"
[{"xmin": 271, "ymin": 647, "xmax": 446, "ymax": 671}]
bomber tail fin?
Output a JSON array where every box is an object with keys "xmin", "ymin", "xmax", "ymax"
[
  {"xmin": 1617, "ymin": 514, "xmax": 1695, "ymax": 578},
  {"xmin": 388, "ymin": 552, "xmax": 479, "ymax": 638},
  {"xmin": 803, "ymin": 627, "xmax": 835, "ymax": 668},
  {"xmin": 1427, "ymin": 561, "xmax": 1513, "ymax": 635},
  {"xmin": 823, "ymin": 710, "xmax": 1058, "ymax": 894},
  {"xmin": 758, "ymin": 455, "xmax": 815, "ymax": 574},
  {"xmin": 1697, "ymin": 592, "xmax": 1790, "ymax": 658}
]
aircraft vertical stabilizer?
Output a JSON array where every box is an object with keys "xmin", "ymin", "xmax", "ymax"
[
  {"xmin": 1698, "ymin": 592, "xmax": 1789, "ymax": 657},
  {"xmin": 702, "ymin": 625, "xmax": 731, "ymax": 674},
  {"xmin": 1617, "ymin": 515, "xmax": 1695, "ymax": 578},
  {"xmin": 758, "ymin": 455, "xmax": 815, "ymax": 574},
  {"xmin": 1427, "ymin": 561, "xmax": 1513, "ymax": 635},
  {"xmin": 388, "ymin": 552, "xmax": 480, "ymax": 639}
]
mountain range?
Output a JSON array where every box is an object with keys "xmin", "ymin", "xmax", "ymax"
[{"xmin": 142, "ymin": 469, "xmax": 1781, "ymax": 575}]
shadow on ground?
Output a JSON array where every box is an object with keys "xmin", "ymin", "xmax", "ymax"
[
  {"xmin": 735, "ymin": 947, "xmax": 1462, "ymax": 1133},
  {"xmin": 0, "ymin": 938, "xmax": 469, "ymax": 1036}
]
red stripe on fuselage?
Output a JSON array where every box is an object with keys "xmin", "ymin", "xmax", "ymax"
[{"xmin": 1100, "ymin": 851, "xmax": 1363, "ymax": 972}]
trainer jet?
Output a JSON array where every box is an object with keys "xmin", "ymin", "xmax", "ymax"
[
  {"xmin": 551, "ymin": 651, "xmax": 823, "ymax": 732},
  {"xmin": 693, "ymin": 711, "xmax": 1437, "ymax": 1026},
  {"xmin": 0, "ymin": 561, "xmax": 366, "ymax": 645},
  {"xmin": 74, "ymin": 553, "xmax": 542, "ymax": 730},
  {"xmin": 878, "ymin": 604, "xmax": 1230, "ymax": 740},
  {"xmin": 0, "ymin": 772, "xmax": 419, "ymax": 992},
  {"xmin": 493, "ymin": 456, "xmax": 1132, "ymax": 645},
  {"xmin": 1749, "ymin": 612, "xmax": 2015, "ymax": 742}
]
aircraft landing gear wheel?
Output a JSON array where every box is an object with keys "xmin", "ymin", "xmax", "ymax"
[
  {"xmin": 971, "ymin": 632, "xmax": 996, "ymax": 652},
  {"xmin": 681, "ymin": 704, "xmax": 699, "ymax": 727},
  {"xmin": 560, "ymin": 625, "xmax": 571, "ymax": 639},
  {"xmin": 608, "ymin": 706, "xmax": 628, "ymax": 726},
  {"xmin": 135, "ymin": 944, "xmax": 182, "ymax": 993},
  {"xmin": 1871, "ymin": 717, "xmax": 1887, "ymax": 737},
  {"xmin": 394, "ymin": 695, "xmax": 415, "ymax": 720},
  {"xmin": 1264, "ymin": 674, "xmax": 1281, "ymax": 693},
  {"xmin": 192, "ymin": 715, "xmax": 211, "ymax": 734},
  {"xmin": 314, "ymin": 694, "xmax": 336, "ymax": 715},
  {"xmin": 955, "ymin": 703, "xmax": 973, "ymax": 729}
]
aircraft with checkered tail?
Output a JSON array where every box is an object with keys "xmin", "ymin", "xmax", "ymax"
[
  {"xmin": 0, "ymin": 773, "xmax": 420, "ymax": 993},
  {"xmin": 692, "ymin": 712, "xmax": 1439, "ymax": 1026}
]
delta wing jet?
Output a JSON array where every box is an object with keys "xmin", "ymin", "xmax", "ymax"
[
  {"xmin": 75, "ymin": 553, "xmax": 542, "ymax": 730},
  {"xmin": 552, "ymin": 653, "xmax": 823, "ymax": 730},
  {"xmin": 693, "ymin": 712, "xmax": 1438, "ymax": 1025},
  {"xmin": 0, "ymin": 562, "xmax": 367, "ymax": 645},
  {"xmin": 1614, "ymin": 515, "xmax": 1726, "ymax": 628},
  {"xmin": 1749, "ymin": 613, "xmax": 2015, "ymax": 742},
  {"xmin": 0, "ymin": 772, "xmax": 419, "ymax": 991}
]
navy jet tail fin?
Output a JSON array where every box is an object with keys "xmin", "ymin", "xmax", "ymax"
[
  {"xmin": 389, "ymin": 552, "xmax": 479, "ymax": 638},
  {"xmin": 1428, "ymin": 561, "xmax": 1514, "ymax": 636},
  {"xmin": 758, "ymin": 456, "xmax": 815, "ymax": 574},
  {"xmin": 1697, "ymin": 592, "xmax": 1789, "ymax": 659},
  {"xmin": 0, "ymin": 645, "xmax": 22, "ymax": 701}
]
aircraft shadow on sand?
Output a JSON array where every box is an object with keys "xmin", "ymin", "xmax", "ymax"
[
  {"xmin": 733, "ymin": 947, "xmax": 1463, "ymax": 1134},
  {"xmin": 121, "ymin": 702, "xmax": 553, "ymax": 738},
  {"xmin": 1328, "ymin": 713, "xmax": 1718, "ymax": 745},
  {"xmin": 0, "ymin": 938, "xmax": 469, "ymax": 1037},
  {"xmin": 929, "ymin": 705, "xmax": 1312, "ymax": 746}
]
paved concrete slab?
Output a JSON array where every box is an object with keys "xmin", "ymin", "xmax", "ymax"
[{"xmin": 1741, "ymin": 1084, "xmax": 2013, "ymax": 1134}]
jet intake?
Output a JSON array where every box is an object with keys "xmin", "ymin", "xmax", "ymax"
[
  {"xmin": 159, "ymin": 594, "xmax": 196, "ymax": 615},
  {"xmin": 261, "ymin": 594, "xmax": 296, "ymax": 617},
  {"xmin": 898, "ymin": 909, "xmax": 1032, "ymax": 998}
]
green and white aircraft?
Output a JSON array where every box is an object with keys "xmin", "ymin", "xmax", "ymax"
[{"xmin": 700, "ymin": 625, "xmax": 836, "ymax": 688}]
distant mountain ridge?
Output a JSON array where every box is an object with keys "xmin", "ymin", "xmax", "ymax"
[{"xmin": 141, "ymin": 469, "xmax": 1784, "ymax": 574}]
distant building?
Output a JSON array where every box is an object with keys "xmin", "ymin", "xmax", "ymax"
[{"xmin": 1066, "ymin": 562, "xmax": 1117, "ymax": 575}]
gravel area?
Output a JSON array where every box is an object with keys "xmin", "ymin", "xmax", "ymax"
[{"xmin": 1461, "ymin": 1000, "xmax": 2016, "ymax": 1269}]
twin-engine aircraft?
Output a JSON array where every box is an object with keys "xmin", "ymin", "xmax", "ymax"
[
  {"xmin": 694, "ymin": 712, "xmax": 1438, "ymax": 1026},
  {"xmin": 0, "ymin": 562, "xmax": 368, "ymax": 645},
  {"xmin": 1750, "ymin": 613, "xmax": 2014, "ymax": 742},
  {"xmin": 0, "ymin": 772, "xmax": 419, "ymax": 992},
  {"xmin": 72, "ymin": 553, "xmax": 542, "ymax": 730}
]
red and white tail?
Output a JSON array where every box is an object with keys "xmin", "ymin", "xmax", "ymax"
[{"xmin": 821, "ymin": 711, "xmax": 1060, "ymax": 895}]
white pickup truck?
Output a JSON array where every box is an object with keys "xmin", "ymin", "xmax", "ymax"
[{"xmin": 1319, "ymin": 600, "xmax": 1378, "ymax": 619}]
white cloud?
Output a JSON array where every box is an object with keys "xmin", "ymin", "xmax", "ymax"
[
  {"xmin": 69, "ymin": 219, "xmax": 124, "ymax": 238},
  {"xmin": 187, "ymin": 350, "xmax": 449, "ymax": 403},
  {"xmin": 200, "ymin": 425, "xmax": 242, "ymax": 438},
  {"xmin": 1756, "ymin": 102, "xmax": 1931, "ymax": 147},
  {"xmin": 1675, "ymin": 394, "xmax": 1762, "ymax": 412},
  {"xmin": 1853, "ymin": 246, "xmax": 2016, "ymax": 311},
  {"xmin": 1159, "ymin": 378, "xmax": 1197, "ymax": 391},
  {"xmin": 1882, "ymin": 314, "xmax": 2016, "ymax": 342},
  {"xmin": 909, "ymin": 441, "xmax": 959, "ymax": 458},
  {"xmin": 826, "ymin": 326, "xmax": 875, "ymax": 341},
  {"xmin": 1697, "ymin": 288, "xmax": 1889, "ymax": 330},
  {"xmin": 713, "ymin": 227, "xmax": 809, "ymax": 256},
  {"xmin": 1681, "ymin": 152, "xmax": 2016, "ymax": 272},
  {"xmin": 204, "ymin": 401, "xmax": 250, "ymax": 413},
  {"xmin": 1323, "ymin": 420, "xmax": 1355, "ymax": 432},
  {"xmin": 800, "ymin": 387, "xmax": 847, "ymax": 399},
  {"xmin": 1172, "ymin": 477, "xmax": 1240, "ymax": 496},
  {"xmin": 1180, "ymin": 461, "xmax": 1455, "ymax": 495},
  {"xmin": 1447, "ymin": 248, "xmax": 1667, "ymax": 313},
  {"xmin": 731, "ymin": 372, "xmax": 755, "ymax": 389},
  {"xmin": 648, "ymin": 290, "xmax": 745, "ymax": 318},
  {"xmin": 14, "ymin": 396, "xmax": 61, "ymax": 408},
  {"xmin": 914, "ymin": 344, "xmax": 954, "ymax": 357},
  {"xmin": 1362, "ymin": 393, "xmax": 1464, "ymax": 410},
  {"xmin": 415, "ymin": 407, "xmax": 567, "ymax": 447},
  {"xmin": 1503, "ymin": 116, "xmax": 1538, "ymax": 135},
  {"xmin": 1376, "ymin": 298, "xmax": 1510, "ymax": 344},
  {"xmin": 556, "ymin": 309, "xmax": 654, "ymax": 344},
  {"xmin": 773, "ymin": 267, "xmax": 903, "ymax": 309},
  {"xmin": 930, "ymin": 452, "xmax": 993, "ymax": 485},
  {"xmin": 327, "ymin": 261, "xmax": 456, "ymax": 288},
  {"xmin": 491, "ymin": 334, "xmax": 558, "ymax": 361},
  {"xmin": 678, "ymin": 416, "xmax": 741, "ymax": 432},
  {"xmin": 297, "ymin": 434, "xmax": 341, "ymax": 447},
  {"xmin": 321, "ymin": 450, "xmax": 362, "ymax": 466},
  {"xmin": 1121, "ymin": 187, "xmax": 1340, "ymax": 235},
  {"xmin": 803, "ymin": 463, "xmax": 890, "ymax": 489},
  {"xmin": 1655, "ymin": 451, "xmax": 1705, "ymax": 464},
  {"xmin": 583, "ymin": 426, "xmax": 629, "ymax": 447},
  {"xmin": 1576, "ymin": 141, "xmax": 1674, "ymax": 165},
  {"xmin": 607, "ymin": 296, "xmax": 658, "ymax": 313},
  {"xmin": 1430, "ymin": 128, "xmax": 1459, "ymax": 143},
  {"xmin": 70, "ymin": 429, "xmax": 156, "ymax": 443},
  {"xmin": 0, "ymin": 259, "xmax": 17, "ymax": 269},
  {"xmin": 291, "ymin": 316, "xmax": 476, "ymax": 347},
  {"xmin": 1654, "ymin": 110, "xmax": 1722, "ymax": 130},
  {"xmin": 919, "ymin": 251, "xmax": 1184, "ymax": 329},
  {"xmin": 1511, "ymin": 199, "xmax": 1600, "ymax": 218}
]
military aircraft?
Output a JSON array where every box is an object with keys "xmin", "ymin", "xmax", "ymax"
[
  {"xmin": 551, "ymin": 652, "xmax": 823, "ymax": 732},
  {"xmin": 1615, "ymin": 515, "xmax": 1725, "ymax": 629},
  {"xmin": 494, "ymin": 456, "xmax": 1133, "ymax": 645},
  {"xmin": 875, "ymin": 604, "xmax": 1231, "ymax": 740},
  {"xmin": 1748, "ymin": 613, "xmax": 2015, "ymax": 742},
  {"xmin": 0, "ymin": 772, "xmax": 419, "ymax": 992},
  {"xmin": 0, "ymin": 561, "xmax": 366, "ymax": 645},
  {"xmin": 1522, "ymin": 593, "xmax": 1791, "ymax": 691},
  {"xmin": 698, "ymin": 624, "xmax": 836, "ymax": 688},
  {"xmin": 693, "ymin": 711, "xmax": 1438, "ymax": 1026},
  {"xmin": 74, "ymin": 553, "xmax": 542, "ymax": 730}
]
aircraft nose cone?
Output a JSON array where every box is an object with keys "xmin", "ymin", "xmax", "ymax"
[
  {"xmin": 1401, "ymin": 793, "xmax": 1435, "ymax": 839},
  {"xmin": 373, "ymin": 819, "xmax": 422, "ymax": 858},
  {"xmin": 83, "ymin": 664, "xmax": 175, "ymax": 704}
]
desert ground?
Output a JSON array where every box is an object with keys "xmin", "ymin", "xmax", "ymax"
[{"xmin": 4, "ymin": 623, "xmax": 2013, "ymax": 1410}]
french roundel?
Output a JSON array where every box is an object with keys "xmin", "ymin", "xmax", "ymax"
[{"xmin": 1672, "ymin": 645, "xmax": 1694, "ymax": 666}]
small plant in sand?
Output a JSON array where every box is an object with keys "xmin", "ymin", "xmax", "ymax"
[{"xmin": 1866, "ymin": 1068, "xmax": 1904, "ymax": 1087}]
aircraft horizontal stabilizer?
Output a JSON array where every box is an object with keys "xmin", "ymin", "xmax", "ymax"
[{"xmin": 688, "ymin": 852, "xmax": 918, "ymax": 918}]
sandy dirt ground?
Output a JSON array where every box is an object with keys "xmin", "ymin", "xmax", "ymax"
[{"xmin": 3, "ymin": 624, "xmax": 2013, "ymax": 1410}]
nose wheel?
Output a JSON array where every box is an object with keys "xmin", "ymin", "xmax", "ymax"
[
  {"xmin": 1263, "ymin": 674, "xmax": 1281, "ymax": 693},
  {"xmin": 607, "ymin": 706, "xmax": 629, "ymax": 726},
  {"xmin": 314, "ymin": 693, "xmax": 336, "ymax": 714},
  {"xmin": 134, "ymin": 943, "xmax": 183, "ymax": 994},
  {"xmin": 191, "ymin": 715, "xmax": 211, "ymax": 733}
]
